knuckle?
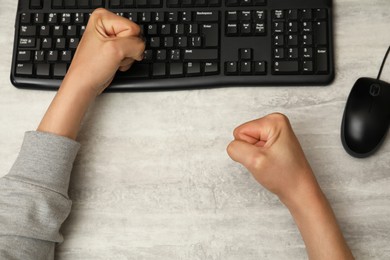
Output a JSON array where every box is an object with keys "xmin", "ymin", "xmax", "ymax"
[
  {"xmin": 226, "ymin": 141, "xmax": 235, "ymax": 156},
  {"xmin": 92, "ymin": 8, "xmax": 106, "ymax": 17},
  {"xmin": 129, "ymin": 23, "xmax": 141, "ymax": 36},
  {"xmin": 233, "ymin": 125, "xmax": 243, "ymax": 138},
  {"xmin": 268, "ymin": 113, "xmax": 290, "ymax": 127},
  {"xmin": 248, "ymin": 152, "xmax": 264, "ymax": 170}
]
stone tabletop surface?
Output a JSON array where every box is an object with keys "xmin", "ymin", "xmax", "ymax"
[{"xmin": 0, "ymin": 0, "xmax": 389, "ymax": 259}]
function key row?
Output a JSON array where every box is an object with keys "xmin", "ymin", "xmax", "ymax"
[
  {"xmin": 52, "ymin": 0, "xmax": 104, "ymax": 9},
  {"xmin": 166, "ymin": 0, "xmax": 220, "ymax": 7},
  {"xmin": 225, "ymin": 0, "xmax": 265, "ymax": 7},
  {"xmin": 109, "ymin": 0, "xmax": 162, "ymax": 8},
  {"xmin": 272, "ymin": 9, "xmax": 327, "ymax": 21}
]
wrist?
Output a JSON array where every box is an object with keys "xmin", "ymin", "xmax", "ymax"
[
  {"xmin": 60, "ymin": 72, "xmax": 99, "ymax": 101},
  {"xmin": 279, "ymin": 170, "xmax": 324, "ymax": 213}
]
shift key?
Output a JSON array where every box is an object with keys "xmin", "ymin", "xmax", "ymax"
[{"xmin": 184, "ymin": 49, "xmax": 218, "ymax": 60}]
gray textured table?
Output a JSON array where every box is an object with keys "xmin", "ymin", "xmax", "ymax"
[{"xmin": 1, "ymin": 1, "xmax": 390, "ymax": 259}]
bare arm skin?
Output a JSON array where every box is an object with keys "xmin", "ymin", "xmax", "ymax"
[
  {"xmin": 227, "ymin": 113, "xmax": 354, "ymax": 260},
  {"xmin": 38, "ymin": 8, "xmax": 145, "ymax": 139}
]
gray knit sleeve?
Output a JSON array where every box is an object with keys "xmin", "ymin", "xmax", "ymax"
[{"xmin": 0, "ymin": 131, "xmax": 80, "ymax": 260}]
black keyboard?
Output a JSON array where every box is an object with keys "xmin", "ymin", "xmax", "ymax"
[{"xmin": 11, "ymin": 0, "xmax": 334, "ymax": 90}]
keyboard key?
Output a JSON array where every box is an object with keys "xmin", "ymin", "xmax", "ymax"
[
  {"xmin": 303, "ymin": 60, "xmax": 313, "ymax": 74},
  {"xmin": 254, "ymin": 10, "xmax": 265, "ymax": 21},
  {"xmin": 315, "ymin": 9, "xmax": 327, "ymax": 20},
  {"xmin": 287, "ymin": 9, "xmax": 298, "ymax": 20},
  {"xmin": 184, "ymin": 49, "xmax": 218, "ymax": 60},
  {"xmin": 78, "ymin": 0, "xmax": 90, "ymax": 8},
  {"xmin": 254, "ymin": 61, "xmax": 266, "ymax": 74},
  {"xmin": 316, "ymin": 47, "xmax": 328, "ymax": 73},
  {"xmin": 17, "ymin": 51, "xmax": 31, "ymax": 61},
  {"xmin": 69, "ymin": 38, "xmax": 79, "ymax": 49},
  {"xmin": 16, "ymin": 63, "xmax": 33, "ymax": 76},
  {"xmin": 226, "ymin": 11, "xmax": 237, "ymax": 21},
  {"xmin": 302, "ymin": 34, "xmax": 313, "ymax": 45},
  {"xmin": 64, "ymin": 0, "xmax": 77, "ymax": 8},
  {"xmin": 156, "ymin": 49, "xmax": 166, "ymax": 60},
  {"xmin": 253, "ymin": 0, "xmax": 265, "ymax": 5},
  {"xmin": 288, "ymin": 48, "xmax": 298, "ymax": 59},
  {"xmin": 273, "ymin": 22, "xmax": 284, "ymax": 33},
  {"xmin": 169, "ymin": 63, "xmax": 184, "ymax": 76},
  {"xmin": 41, "ymin": 38, "xmax": 52, "ymax": 49},
  {"xmin": 20, "ymin": 26, "xmax": 37, "ymax": 37},
  {"xmin": 110, "ymin": 0, "xmax": 122, "ymax": 7},
  {"xmin": 48, "ymin": 13, "xmax": 58, "ymax": 24},
  {"xmin": 40, "ymin": 25, "xmax": 50, "ymax": 36},
  {"xmin": 273, "ymin": 61, "xmax": 299, "ymax": 74},
  {"xmin": 226, "ymin": 24, "xmax": 238, "ymax": 36},
  {"xmin": 52, "ymin": 0, "xmax": 63, "ymax": 8},
  {"xmin": 273, "ymin": 10, "xmax": 284, "ymax": 20},
  {"xmin": 36, "ymin": 63, "xmax": 51, "ymax": 77},
  {"xmin": 195, "ymin": 11, "xmax": 219, "ymax": 22},
  {"xmin": 274, "ymin": 35, "xmax": 284, "ymax": 46},
  {"xmin": 152, "ymin": 63, "xmax": 166, "ymax": 77},
  {"xmin": 170, "ymin": 49, "xmax": 181, "ymax": 60},
  {"xmin": 19, "ymin": 38, "xmax": 36, "ymax": 48},
  {"xmin": 239, "ymin": 11, "xmax": 251, "ymax": 21},
  {"xmin": 202, "ymin": 24, "xmax": 218, "ymax": 47},
  {"xmin": 314, "ymin": 21, "xmax": 327, "ymax": 45},
  {"xmin": 302, "ymin": 47, "xmax": 313, "ymax": 59},
  {"xmin": 123, "ymin": 0, "xmax": 135, "ymax": 7},
  {"xmin": 226, "ymin": 0, "xmax": 239, "ymax": 6},
  {"xmin": 35, "ymin": 51, "xmax": 45, "ymax": 62},
  {"xmin": 301, "ymin": 9, "xmax": 312, "ymax": 20},
  {"xmin": 204, "ymin": 62, "xmax": 218, "ymax": 74},
  {"xmin": 34, "ymin": 13, "xmax": 45, "ymax": 24},
  {"xmin": 274, "ymin": 48, "xmax": 284, "ymax": 59},
  {"xmin": 118, "ymin": 63, "xmax": 150, "ymax": 78},
  {"xmin": 225, "ymin": 61, "xmax": 238, "ymax": 75},
  {"xmin": 240, "ymin": 61, "xmax": 252, "ymax": 74},
  {"xmin": 186, "ymin": 62, "xmax": 201, "ymax": 75},
  {"xmin": 56, "ymin": 38, "xmax": 66, "ymax": 49},
  {"xmin": 21, "ymin": 13, "xmax": 31, "ymax": 24},
  {"xmin": 91, "ymin": 0, "xmax": 104, "ymax": 8},
  {"xmin": 287, "ymin": 34, "xmax": 298, "ymax": 46},
  {"xmin": 302, "ymin": 21, "xmax": 312, "ymax": 32},
  {"xmin": 240, "ymin": 23, "xmax": 251, "ymax": 35},
  {"xmin": 53, "ymin": 63, "xmax": 67, "ymax": 77},
  {"xmin": 240, "ymin": 48, "xmax": 252, "ymax": 60},
  {"xmin": 48, "ymin": 51, "xmax": 59, "ymax": 62},
  {"xmin": 30, "ymin": 0, "xmax": 43, "ymax": 8},
  {"xmin": 61, "ymin": 50, "xmax": 72, "ymax": 62}
]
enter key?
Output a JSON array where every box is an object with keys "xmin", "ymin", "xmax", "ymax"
[{"xmin": 202, "ymin": 24, "xmax": 219, "ymax": 47}]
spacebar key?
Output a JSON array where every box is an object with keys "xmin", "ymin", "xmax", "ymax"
[{"xmin": 184, "ymin": 49, "xmax": 218, "ymax": 60}]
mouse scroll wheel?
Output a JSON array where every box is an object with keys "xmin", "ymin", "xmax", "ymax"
[{"xmin": 369, "ymin": 84, "xmax": 381, "ymax": 97}]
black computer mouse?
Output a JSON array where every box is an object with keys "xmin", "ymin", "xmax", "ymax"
[{"xmin": 341, "ymin": 77, "xmax": 390, "ymax": 158}]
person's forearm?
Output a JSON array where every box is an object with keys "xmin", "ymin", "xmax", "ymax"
[
  {"xmin": 37, "ymin": 77, "xmax": 97, "ymax": 140},
  {"xmin": 283, "ymin": 178, "xmax": 354, "ymax": 260}
]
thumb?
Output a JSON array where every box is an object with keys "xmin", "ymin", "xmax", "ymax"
[
  {"xmin": 113, "ymin": 36, "xmax": 145, "ymax": 61},
  {"xmin": 227, "ymin": 140, "xmax": 265, "ymax": 170}
]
